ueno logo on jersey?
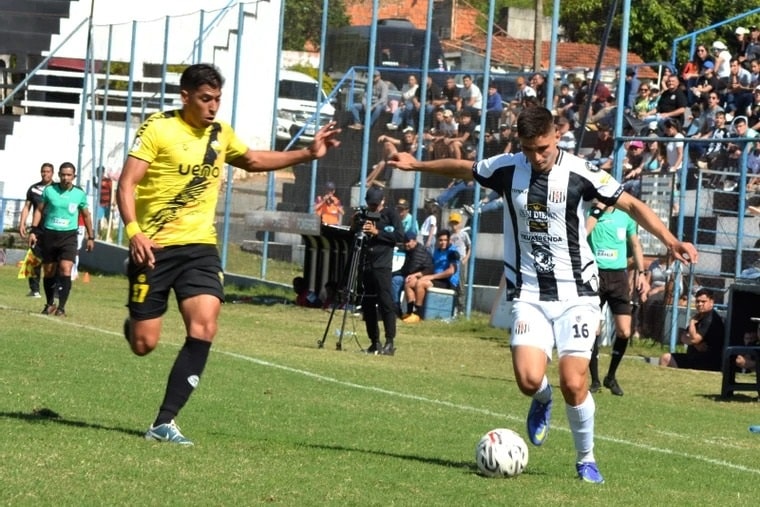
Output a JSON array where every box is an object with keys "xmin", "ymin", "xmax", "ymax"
[{"xmin": 178, "ymin": 164, "xmax": 221, "ymax": 178}]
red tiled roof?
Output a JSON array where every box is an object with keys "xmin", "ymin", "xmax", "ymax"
[{"xmin": 343, "ymin": 1, "xmax": 657, "ymax": 79}]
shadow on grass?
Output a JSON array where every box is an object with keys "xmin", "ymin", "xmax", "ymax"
[
  {"xmin": 0, "ymin": 407, "xmax": 144, "ymax": 437},
  {"xmin": 305, "ymin": 442, "xmax": 477, "ymax": 473},
  {"xmin": 699, "ymin": 393, "xmax": 760, "ymax": 403},
  {"xmin": 225, "ymin": 293, "xmax": 292, "ymax": 305},
  {"xmin": 304, "ymin": 442, "xmax": 545, "ymax": 478}
]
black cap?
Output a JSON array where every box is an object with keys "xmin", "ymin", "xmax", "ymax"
[
  {"xmin": 404, "ymin": 231, "xmax": 417, "ymax": 242},
  {"xmin": 365, "ymin": 186, "xmax": 384, "ymax": 205}
]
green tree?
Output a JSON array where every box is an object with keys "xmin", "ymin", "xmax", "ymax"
[
  {"xmin": 558, "ymin": 0, "xmax": 760, "ymax": 66},
  {"xmin": 282, "ymin": 0, "xmax": 350, "ymax": 51}
]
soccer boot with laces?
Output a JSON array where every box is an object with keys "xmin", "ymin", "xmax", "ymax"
[
  {"xmin": 576, "ymin": 461, "xmax": 605, "ymax": 484},
  {"xmin": 603, "ymin": 376, "xmax": 624, "ymax": 396},
  {"xmin": 144, "ymin": 419, "xmax": 193, "ymax": 445},
  {"xmin": 526, "ymin": 386, "xmax": 553, "ymax": 446}
]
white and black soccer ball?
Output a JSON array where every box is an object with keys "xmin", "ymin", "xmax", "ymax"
[{"xmin": 475, "ymin": 428, "xmax": 529, "ymax": 478}]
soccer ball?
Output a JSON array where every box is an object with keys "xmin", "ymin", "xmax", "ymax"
[{"xmin": 475, "ymin": 428, "xmax": 529, "ymax": 478}]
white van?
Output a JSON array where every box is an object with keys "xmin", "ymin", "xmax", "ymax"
[{"xmin": 276, "ymin": 70, "xmax": 335, "ymax": 148}]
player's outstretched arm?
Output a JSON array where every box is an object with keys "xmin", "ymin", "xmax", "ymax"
[
  {"xmin": 389, "ymin": 152, "xmax": 474, "ymax": 180},
  {"xmin": 233, "ymin": 122, "xmax": 341, "ymax": 173},
  {"xmin": 614, "ymin": 192, "xmax": 699, "ymax": 265}
]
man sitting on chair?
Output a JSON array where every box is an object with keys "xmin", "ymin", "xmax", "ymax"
[{"xmin": 401, "ymin": 229, "xmax": 459, "ymax": 323}]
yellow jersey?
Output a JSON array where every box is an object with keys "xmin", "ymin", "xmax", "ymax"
[{"xmin": 128, "ymin": 110, "xmax": 248, "ymax": 246}]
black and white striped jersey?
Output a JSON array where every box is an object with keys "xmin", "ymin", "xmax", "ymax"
[{"xmin": 473, "ymin": 149, "xmax": 624, "ymax": 302}]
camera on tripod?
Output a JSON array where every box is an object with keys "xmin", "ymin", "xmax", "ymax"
[{"xmin": 355, "ymin": 206, "xmax": 382, "ymax": 225}]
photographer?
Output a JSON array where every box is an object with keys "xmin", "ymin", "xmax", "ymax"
[
  {"xmin": 351, "ymin": 186, "xmax": 404, "ymax": 355},
  {"xmin": 314, "ymin": 181, "xmax": 344, "ymax": 225}
]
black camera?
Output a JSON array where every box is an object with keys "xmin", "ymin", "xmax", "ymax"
[{"xmin": 356, "ymin": 206, "xmax": 382, "ymax": 223}]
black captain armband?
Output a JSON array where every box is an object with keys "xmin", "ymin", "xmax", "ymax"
[{"xmin": 589, "ymin": 207, "xmax": 604, "ymax": 220}]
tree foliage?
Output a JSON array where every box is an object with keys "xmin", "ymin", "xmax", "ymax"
[
  {"xmin": 282, "ymin": 0, "xmax": 350, "ymax": 51},
  {"xmin": 558, "ymin": 0, "xmax": 760, "ymax": 67}
]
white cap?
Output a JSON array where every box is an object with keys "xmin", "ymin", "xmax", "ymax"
[
  {"xmin": 736, "ymin": 27, "xmax": 749, "ymax": 35},
  {"xmin": 712, "ymin": 40, "xmax": 727, "ymax": 50}
]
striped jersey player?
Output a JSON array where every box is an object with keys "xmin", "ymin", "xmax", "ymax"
[{"xmin": 389, "ymin": 106, "xmax": 698, "ymax": 484}]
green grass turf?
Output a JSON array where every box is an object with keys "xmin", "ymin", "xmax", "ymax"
[{"xmin": 1, "ymin": 266, "xmax": 759, "ymax": 505}]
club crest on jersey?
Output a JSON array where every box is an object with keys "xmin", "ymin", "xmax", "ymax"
[
  {"xmin": 585, "ymin": 161, "xmax": 600, "ymax": 172},
  {"xmin": 531, "ymin": 242, "xmax": 555, "ymax": 274},
  {"xmin": 548, "ymin": 189, "xmax": 566, "ymax": 203},
  {"xmin": 131, "ymin": 137, "xmax": 142, "ymax": 152}
]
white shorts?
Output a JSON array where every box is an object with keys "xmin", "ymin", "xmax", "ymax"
[{"xmin": 510, "ymin": 297, "xmax": 600, "ymax": 360}]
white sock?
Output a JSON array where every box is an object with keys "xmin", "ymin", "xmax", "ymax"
[
  {"xmin": 566, "ymin": 393, "xmax": 596, "ymax": 463},
  {"xmin": 532, "ymin": 376, "xmax": 552, "ymax": 404}
]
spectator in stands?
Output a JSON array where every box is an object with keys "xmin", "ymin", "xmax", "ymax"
[
  {"xmin": 428, "ymin": 108, "xmax": 458, "ymax": 160},
  {"xmin": 586, "ymin": 123, "xmax": 614, "ymax": 168},
  {"xmin": 695, "ymin": 109, "xmax": 729, "ymax": 187},
  {"xmin": 556, "ymin": 116, "xmax": 577, "ymax": 152},
  {"xmin": 412, "ymin": 75, "xmax": 444, "ymax": 130},
  {"xmin": 642, "ymin": 134, "xmax": 666, "ymax": 173},
  {"xmin": 735, "ymin": 321, "xmax": 759, "ymax": 373},
  {"xmin": 485, "ymin": 82, "xmax": 504, "ymax": 133},
  {"xmin": 690, "ymin": 61, "xmax": 721, "ymax": 110},
  {"xmin": 445, "ymin": 110, "xmax": 476, "ymax": 159},
  {"xmin": 530, "ymin": 72, "xmax": 547, "ymax": 105},
  {"xmin": 448, "ymin": 211, "xmax": 470, "ymax": 314},
  {"xmin": 749, "ymin": 85, "xmax": 760, "ymax": 131},
  {"xmin": 391, "ymin": 231, "xmax": 433, "ymax": 317},
  {"xmin": 734, "ymin": 27, "xmax": 751, "ymax": 67},
  {"xmin": 722, "ymin": 115, "xmax": 759, "ymax": 191},
  {"xmin": 696, "ymin": 88, "xmax": 724, "ymax": 135},
  {"xmin": 459, "ymin": 74, "xmax": 482, "ymax": 119},
  {"xmin": 621, "ymin": 140, "xmax": 646, "ymax": 198},
  {"xmin": 683, "ymin": 45, "xmax": 714, "ymax": 101},
  {"xmin": 313, "ymin": 181, "xmax": 344, "ymax": 225},
  {"xmin": 367, "ymin": 127, "xmax": 418, "ymax": 188},
  {"xmin": 440, "ymin": 75, "xmax": 461, "ymax": 113},
  {"xmin": 420, "ymin": 199, "xmax": 439, "ymax": 255},
  {"xmin": 750, "ymin": 59, "xmax": 760, "ymax": 90},
  {"xmin": 512, "ymin": 75, "xmax": 536, "ymax": 109},
  {"xmin": 725, "ymin": 58, "xmax": 754, "ymax": 117},
  {"xmin": 711, "ymin": 40, "xmax": 732, "ymax": 80},
  {"xmin": 497, "ymin": 123, "xmax": 519, "ymax": 154},
  {"xmin": 659, "ymin": 288, "xmax": 725, "ymax": 372},
  {"xmin": 633, "ymin": 81, "xmax": 657, "ymax": 120},
  {"xmin": 556, "ymin": 83, "xmax": 575, "ymax": 124},
  {"xmin": 386, "ymin": 74, "xmax": 419, "ymax": 131},
  {"xmin": 746, "ymin": 26, "xmax": 760, "ymax": 67},
  {"xmin": 651, "ymin": 75, "xmax": 688, "ymax": 125},
  {"xmin": 395, "ymin": 198, "xmax": 418, "ymax": 237},
  {"xmin": 349, "ymin": 70, "xmax": 389, "ymax": 130},
  {"xmin": 401, "ymin": 229, "xmax": 460, "ymax": 323},
  {"xmin": 663, "ymin": 118, "xmax": 685, "ymax": 174}
]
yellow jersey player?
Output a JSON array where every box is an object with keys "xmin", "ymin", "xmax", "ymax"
[{"xmin": 117, "ymin": 63, "xmax": 340, "ymax": 445}]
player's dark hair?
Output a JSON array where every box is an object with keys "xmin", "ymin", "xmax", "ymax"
[
  {"xmin": 40, "ymin": 162, "xmax": 53, "ymax": 171},
  {"xmin": 180, "ymin": 63, "xmax": 225, "ymax": 91},
  {"xmin": 59, "ymin": 161, "xmax": 76, "ymax": 173},
  {"xmin": 695, "ymin": 288, "xmax": 714, "ymax": 300},
  {"xmin": 516, "ymin": 107, "xmax": 554, "ymax": 139}
]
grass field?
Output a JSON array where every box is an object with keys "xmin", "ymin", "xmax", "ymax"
[{"xmin": 1, "ymin": 265, "xmax": 759, "ymax": 506}]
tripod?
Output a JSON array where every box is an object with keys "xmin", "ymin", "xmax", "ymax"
[{"xmin": 318, "ymin": 230, "xmax": 367, "ymax": 350}]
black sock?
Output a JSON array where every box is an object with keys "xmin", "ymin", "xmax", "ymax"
[
  {"xmin": 154, "ymin": 336, "xmax": 211, "ymax": 427},
  {"xmin": 607, "ymin": 336, "xmax": 629, "ymax": 378},
  {"xmin": 43, "ymin": 277, "xmax": 56, "ymax": 306},
  {"xmin": 57, "ymin": 275, "xmax": 72, "ymax": 310},
  {"xmin": 406, "ymin": 301, "xmax": 414, "ymax": 315},
  {"xmin": 589, "ymin": 338, "xmax": 600, "ymax": 383}
]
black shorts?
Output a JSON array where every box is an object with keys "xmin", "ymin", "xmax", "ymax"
[
  {"xmin": 598, "ymin": 269, "xmax": 632, "ymax": 315},
  {"xmin": 432, "ymin": 279, "xmax": 455, "ymax": 290},
  {"xmin": 40, "ymin": 229, "xmax": 79, "ymax": 264},
  {"xmin": 671, "ymin": 352, "xmax": 721, "ymax": 372},
  {"xmin": 126, "ymin": 244, "xmax": 224, "ymax": 320}
]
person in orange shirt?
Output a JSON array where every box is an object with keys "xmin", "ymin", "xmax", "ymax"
[{"xmin": 314, "ymin": 181, "xmax": 344, "ymax": 225}]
